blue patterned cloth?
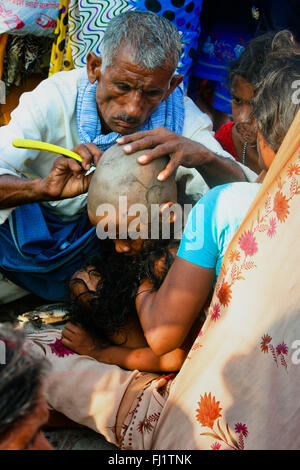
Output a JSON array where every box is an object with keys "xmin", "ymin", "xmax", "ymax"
[
  {"xmin": 194, "ymin": 0, "xmax": 257, "ymax": 114},
  {"xmin": 134, "ymin": 0, "xmax": 203, "ymax": 87},
  {"xmin": 0, "ymin": 203, "xmax": 99, "ymax": 300},
  {"xmin": 76, "ymin": 74, "xmax": 185, "ymax": 151}
]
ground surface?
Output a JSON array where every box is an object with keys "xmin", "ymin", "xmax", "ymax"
[{"xmin": 0, "ymin": 294, "xmax": 118, "ymax": 451}]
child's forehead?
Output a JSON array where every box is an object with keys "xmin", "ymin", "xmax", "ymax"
[{"xmin": 231, "ymin": 75, "xmax": 254, "ymax": 99}]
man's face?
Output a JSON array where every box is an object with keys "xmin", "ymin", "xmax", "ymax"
[
  {"xmin": 0, "ymin": 394, "xmax": 52, "ymax": 450},
  {"xmin": 87, "ymin": 47, "xmax": 182, "ymax": 135}
]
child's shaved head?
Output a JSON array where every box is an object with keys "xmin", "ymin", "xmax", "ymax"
[{"xmin": 87, "ymin": 144, "xmax": 177, "ymax": 226}]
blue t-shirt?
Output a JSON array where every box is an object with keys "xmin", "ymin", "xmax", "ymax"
[{"xmin": 177, "ymin": 182, "xmax": 260, "ymax": 279}]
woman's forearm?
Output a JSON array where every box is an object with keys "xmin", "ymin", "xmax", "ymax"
[{"xmin": 93, "ymin": 344, "xmax": 186, "ymax": 372}]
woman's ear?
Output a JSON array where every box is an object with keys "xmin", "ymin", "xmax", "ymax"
[
  {"xmin": 257, "ymin": 130, "xmax": 276, "ymax": 170},
  {"xmin": 87, "ymin": 52, "xmax": 102, "ymax": 84}
]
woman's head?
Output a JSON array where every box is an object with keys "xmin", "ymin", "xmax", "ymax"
[
  {"xmin": 229, "ymin": 31, "xmax": 298, "ymax": 142},
  {"xmin": 254, "ymin": 53, "xmax": 300, "ymax": 168}
]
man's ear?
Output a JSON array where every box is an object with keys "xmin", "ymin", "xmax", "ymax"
[
  {"xmin": 163, "ymin": 74, "xmax": 184, "ymax": 100},
  {"xmin": 86, "ymin": 52, "xmax": 102, "ymax": 84}
]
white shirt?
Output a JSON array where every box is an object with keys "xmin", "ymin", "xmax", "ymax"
[{"xmin": 0, "ymin": 68, "xmax": 257, "ymax": 224}]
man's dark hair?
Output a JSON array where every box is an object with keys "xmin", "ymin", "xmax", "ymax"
[
  {"xmin": 0, "ymin": 325, "xmax": 47, "ymax": 437},
  {"xmin": 253, "ymin": 53, "xmax": 300, "ymax": 152}
]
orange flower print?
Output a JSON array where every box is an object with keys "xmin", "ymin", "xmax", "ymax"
[
  {"xmin": 217, "ymin": 281, "xmax": 232, "ymax": 307},
  {"xmin": 260, "ymin": 334, "xmax": 272, "ymax": 353},
  {"xmin": 229, "ymin": 250, "xmax": 241, "ymax": 263},
  {"xmin": 238, "ymin": 230, "xmax": 258, "ymax": 257},
  {"xmin": 196, "ymin": 393, "xmax": 222, "ymax": 429},
  {"xmin": 273, "ymin": 191, "xmax": 290, "ymax": 223},
  {"xmin": 287, "ymin": 163, "xmax": 300, "ymax": 177}
]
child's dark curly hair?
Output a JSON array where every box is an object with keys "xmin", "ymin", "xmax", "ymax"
[{"xmin": 68, "ymin": 239, "xmax": 179, "ymax": 347}]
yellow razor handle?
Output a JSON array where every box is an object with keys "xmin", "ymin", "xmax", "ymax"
[{"xmin": 13, "ymin": 139, "xmax": 83, "ymax": 163}]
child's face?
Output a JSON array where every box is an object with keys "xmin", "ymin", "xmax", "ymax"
[{"xmin": 231, "ymin": 75, "xmax": 257, "ymax": 144}]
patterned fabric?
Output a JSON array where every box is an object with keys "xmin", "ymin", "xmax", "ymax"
[
  {"xmin": 48, "ymin": 0, "xmax": 74, "ymax": 76},
  {"xmin": 134, "ymin": 0, "xmax": 202, "ymax": 86},
  {"xmin": 177, "ymin": 182, "xmax": 260, "ymax": 280},
  {"xmin": 0, "ymin": 0, "xmax": 59, "ymax": 36},
  {"xmin": 68, "ymin": 0, "xmax": 134, "ymax": 69},
  {"xmin": 2, "ymin": 34, "xmax": 52, "ymax": 92},
  {"xmin": 76, "ymin": 74, "xmax": 184, "ymax": 151},
  {"xmin": 214, "ymin": 121, "xmax": 238, "ymax": 160}
]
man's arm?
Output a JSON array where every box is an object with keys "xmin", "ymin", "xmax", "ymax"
[{"xmin": 0, "ymin": 143, "xmax": 103, "ymax": 210}]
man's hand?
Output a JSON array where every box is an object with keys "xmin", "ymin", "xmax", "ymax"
[
  {"xmin": 61, "ymin": 322, "xmax": 98, "ymax": 357},
  {"xmin": 41, "ymin": 144, "xmax": 103, "ymax": 200},
  {"xmin": 117, "ymin": 127, "xmax": 212, "ymax": 182},
  {"xmin": 72, "ymin": 143, "xmax": 103, "ymax": 169},
  {"xmin": 117, "ymin": 127, "xmax": 247, "ymax": 187},
  {"xmin": 41, "ymin": 156, "xmax": 93, "ymax": 200}
]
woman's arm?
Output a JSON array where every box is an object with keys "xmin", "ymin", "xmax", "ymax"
[
  {"xmin": 61, "ymin": 322, "xmax": 187, "ymax": 372},
  {"xmin": 136, "ymin": 258, "xmax": 214, "ymax": 356},
  {"xmin": 92, "ymin": 345, "xmax": 187, "ymax": 372}
]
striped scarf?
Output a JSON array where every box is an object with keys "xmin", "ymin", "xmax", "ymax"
[{"xmin": 76, "ymin": 73, "xmax": 184, "ymax": 151}]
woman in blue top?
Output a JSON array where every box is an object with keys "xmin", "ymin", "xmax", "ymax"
[{"xmin": 135, "ymin": 52, "xmax": 300, "ymax": 357}]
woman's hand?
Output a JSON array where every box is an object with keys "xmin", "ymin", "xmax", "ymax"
[{"xmin": 61, "ymin": 322, "xmax": 98, "ymax": 357}]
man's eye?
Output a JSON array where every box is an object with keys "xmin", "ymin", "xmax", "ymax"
[{"xmin": 116, "ymin": 83, "xmax": 130, "ymax": 92}]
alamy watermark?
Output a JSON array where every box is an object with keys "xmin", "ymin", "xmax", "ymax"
[
  {"xmin": 291, "ymin": 80, "xmax": 300, "ymax": 105},
  {"xmin": 291, "ymin": 340, "xmax": 300, "ymax": 365},
  {"xmin": 95, "ymin": 197, "xmax": 204, "ymax": 251},
  {"xmin": 0, "ymin": 340, "xmax": 5, "ymax": 364},
  {"xmin": 0, "ymin": 80, "xmax": 5, "ymax": 105}
]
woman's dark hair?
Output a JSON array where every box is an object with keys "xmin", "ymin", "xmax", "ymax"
[
  {"xmin": 68, "ymin": 240, "xmax": 179, "ymax": 347},
  {"xmin": 229, "ymin": 30, "xmax": 298, "ymax": 87},
  {"xmin": 253, "ymin": 53, "xmax": 300, "ymax": 152},
  {"xmin": 0, "ymin": 325, "xmax": 47, "ymax": 437}
]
